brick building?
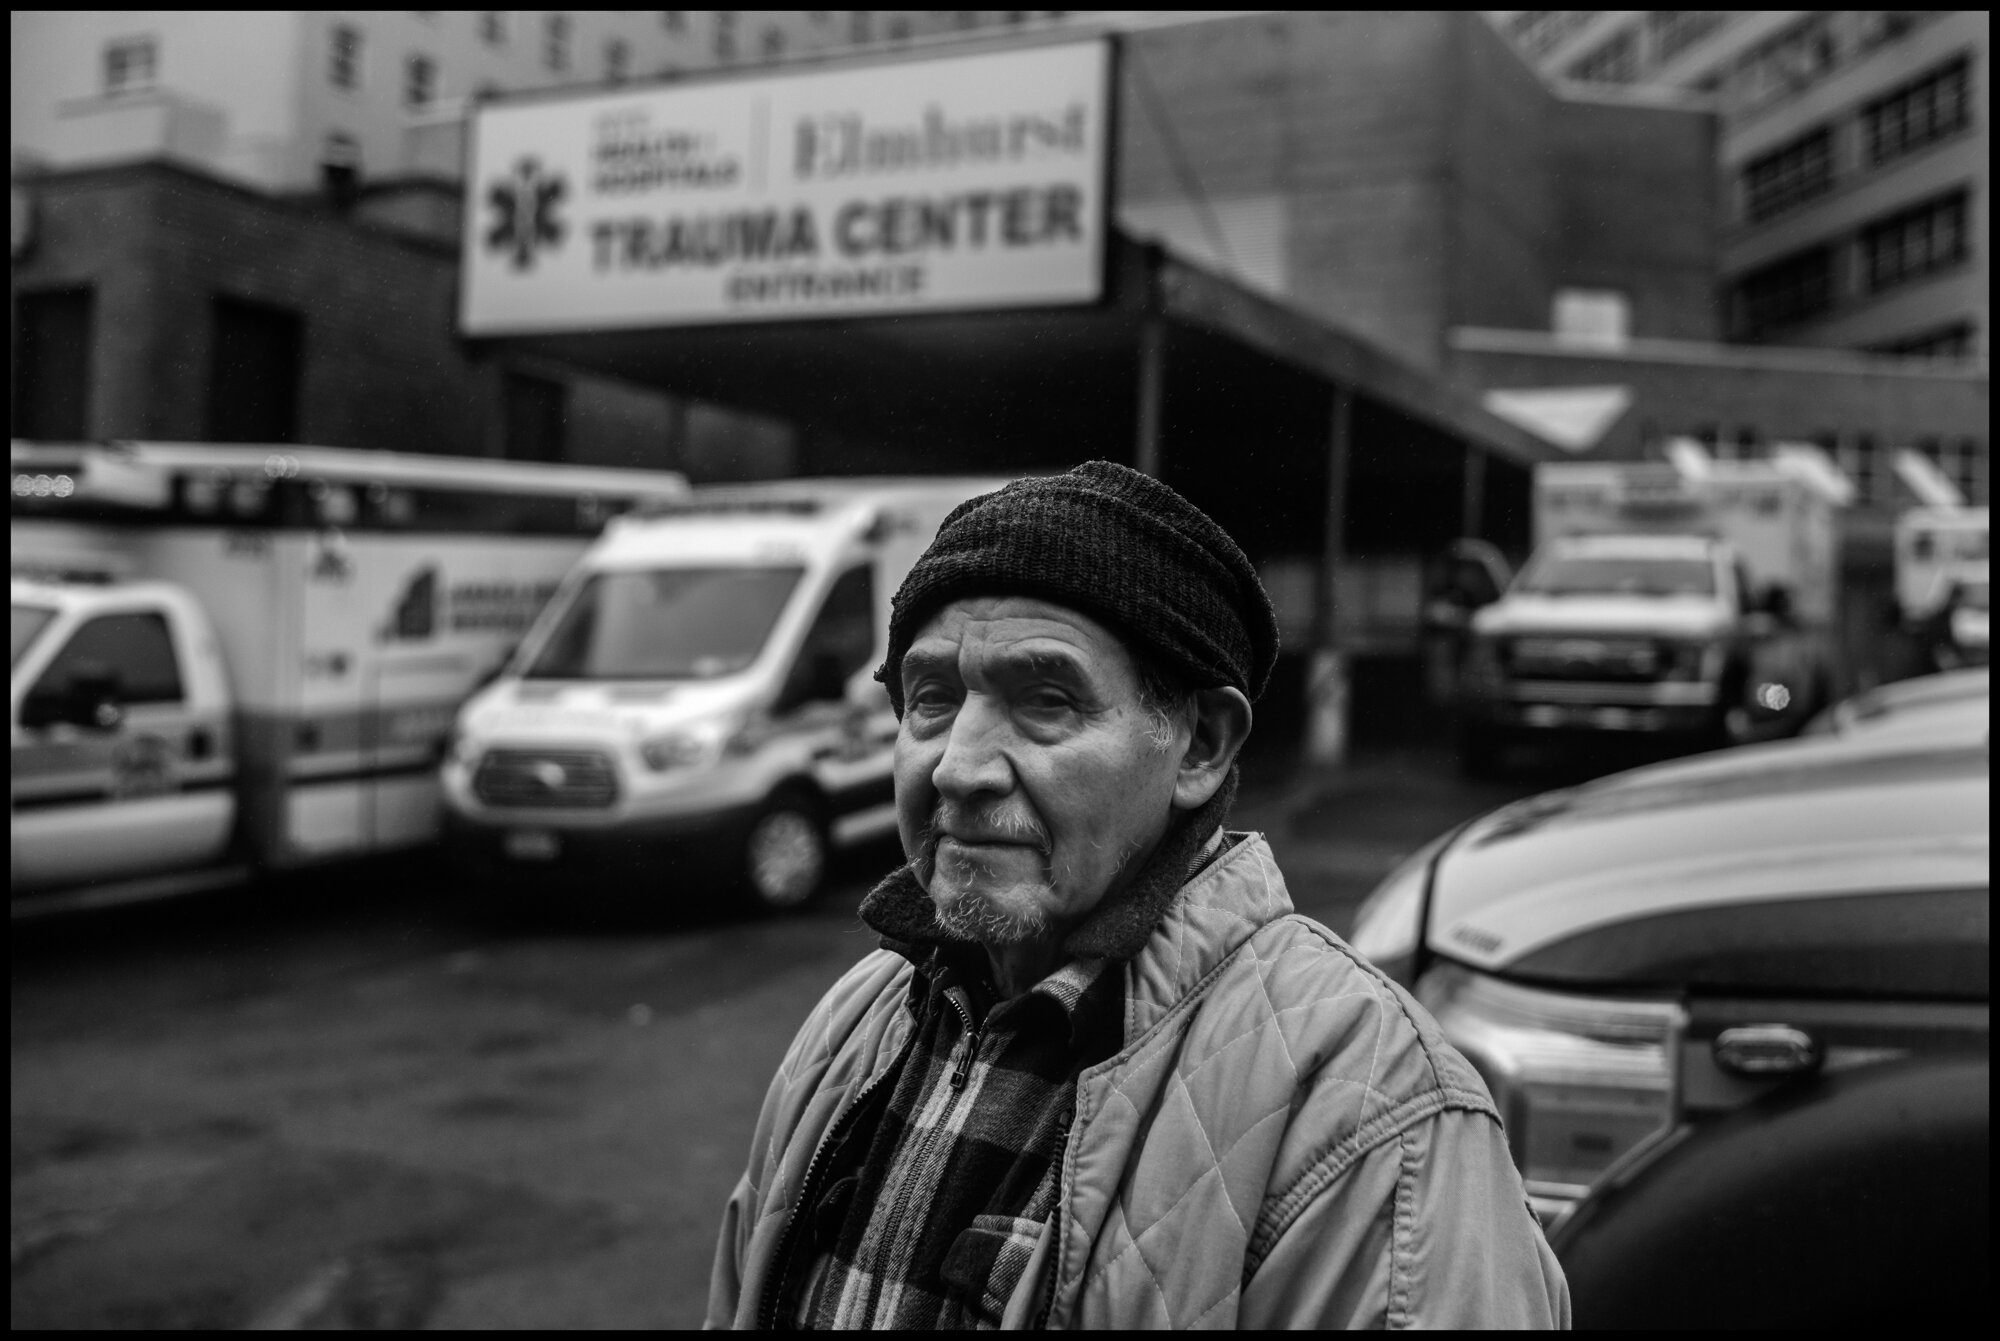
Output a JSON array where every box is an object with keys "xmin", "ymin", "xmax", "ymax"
[
  {"xmin": 1491, "ymin": 10, "xmax": 1990, "ymax": 361},
  {"xmin": 9, "ymin": 159, "xmax": 689, "ymax": 469},
  {"xmin": 1113, "ymin": 11, "xmax": 1719, "ymax": 371},
  {"xmin": 10, "ymin": 10, "xmax": 1988, "ymax": 516}
]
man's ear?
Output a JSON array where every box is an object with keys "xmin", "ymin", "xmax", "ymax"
[{"xmin": 1172, "ymin": 686, "xmax": 1253, "ymax": 811}]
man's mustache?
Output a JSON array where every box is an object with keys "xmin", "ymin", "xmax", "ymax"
[{"xmin": 919, "ymin": 800, "xmax": 1052, "ymax": 858}]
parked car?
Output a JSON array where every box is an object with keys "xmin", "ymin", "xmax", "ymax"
[
  {"xmin": 1800, "ymin": 665, "xmax": 1988, "ymax": 745},
  {"xmin": 1349, "ymin": 733, "xmax": 1988, "ymax": 1327}
]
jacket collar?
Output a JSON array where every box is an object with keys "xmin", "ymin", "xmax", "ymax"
[{"xmin": 1120, "ymin": 828, "xmax": 1293, "ymax": 1042}]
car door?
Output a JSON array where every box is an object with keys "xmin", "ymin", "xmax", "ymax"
[{"xmin": 12, "ymin": 606, "xmax": 235, "ymax": 894}]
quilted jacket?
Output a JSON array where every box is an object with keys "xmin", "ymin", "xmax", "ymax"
[{"xmin": 707, "ymin": 833, "xmax": 1570, "ymax": 1329}]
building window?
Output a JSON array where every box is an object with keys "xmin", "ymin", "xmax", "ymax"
[
  {"xmin": 1506, "ymin": 10, "xmax": 1598, "ymax": 59},
  {"xmin": 1944, "ymin": 437, "xmax": 1985, "ymax": 502},
  {"xmin": 1837, "ymin": 434, "xmax": 1881, "ymax": 505},
  {"xmin": 1740, "ymin": 126, "xmax": 1832, "ymax": 224},
  {"xmin": 1730, "ymin": 246, "xmax": 1833, "ymax": 339},
  {"xmin": 13, "ymin": 288, "xmax": 95, "ymax": 441},
  {"xmin": 208, "ymin": 297, "xmax": 303, "ymax": 445},
  {"xmin": 1731, "ymin": 14, "xmax": 1837, "ymax": 118},
  {"xmin": 1863, "ymin": 58, "xmax": 1971, "ymax": 166},
  {"xmin": 405, "ymin": 54, "xmax": 436, "ymax": 109},
  {"xmin": 1647, "ymin": 11, "xmax": 1728, "ymax": 66},
  {"xmin": 1866, "ymin": 322, "xmax": 1978, "ymax": 361},
  {"xmin": 545, "ymin": 14, "xmax": 570, "ymax": 72},
  {"xmin": 1862, "ymin": 192, "xmax": 1969, "ymax": 294},
  {"xmin": 479, "ymin": 12, "xmax": 508, "ymax": 46},
  {"xmin": 103, "ymin": 36, "xmax": 158, "ymax": 96},
  {"xmin": 1551, "ymin": 288, "xmax": 1632, "ymax": 348},
  {"xmin": 1567, "ymin": 30, "xmax": 1638, "ymax": 84},
  {"xmin": 605, "ymin": 38, "xmax": 629, "ymax": 83},
  {"xmin": 329, "ymin": 23, "xmax": 363, "ymax": 90}
]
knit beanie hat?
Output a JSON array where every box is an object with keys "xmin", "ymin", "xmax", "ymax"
[{"xmin": 878, "ymin": 461, "xmax": 1280, "ymax": 712}]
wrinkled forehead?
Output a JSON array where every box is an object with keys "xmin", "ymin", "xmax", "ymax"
[{"xmin": 901, "ymin": 594, "xmax": 1138, "ymax": 682}]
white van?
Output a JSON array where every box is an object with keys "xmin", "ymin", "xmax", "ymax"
[
  {"xmin": 12, "ymin": 440, "xmax": 689, "ymax": 917},
  {"xmin": 439, "ymin": 477, "xmax": 1010, "ymax": 911}
]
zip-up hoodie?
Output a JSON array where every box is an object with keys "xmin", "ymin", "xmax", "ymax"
[{"xmin": 707, "ymin": 832, "xmax": 1570, "ymax": 1329}]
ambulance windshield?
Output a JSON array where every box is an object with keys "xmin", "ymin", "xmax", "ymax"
[
  {"xmin": 523, "ymin": 566, "xmax": 804, "ymax": 680},
  {"xmin": 12, "ymin": 604, "xmax": 57, "ymax": 670},
  {"xmin": 1517, "ymin": 555, "xmax": 1716, "ymax": 599}
]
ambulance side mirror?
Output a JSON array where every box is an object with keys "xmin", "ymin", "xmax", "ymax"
[{"xmin": 22, "ymin": 667, "xmax": 125, "ymax": 732}]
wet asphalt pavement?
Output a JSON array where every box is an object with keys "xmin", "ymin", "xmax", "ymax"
[{"xmin": 12, "ymin": 744, "xmax": 1582, "ymax": 1328}]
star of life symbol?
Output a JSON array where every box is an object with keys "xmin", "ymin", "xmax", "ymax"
[{"xmin": 485, "ymin": 157, "xmax": 567, "ymax": 270}]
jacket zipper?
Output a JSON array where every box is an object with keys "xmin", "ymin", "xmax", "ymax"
[
  {"xmin": 948, "ymin": 991, "xmax": 985, "ymax": 1090},
  {"xmin": 757, "ymin": 1028, "xmax": 918, "ymax": 1330},
  {"xmin": 1031, "ymin": 1111, "xmax": 1076, "ymax": 1330},
  {"xmin": 874, "ymin": 988, "xmax": 983, "ymax": 1266}
]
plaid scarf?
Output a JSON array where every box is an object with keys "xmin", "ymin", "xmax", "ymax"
[{"xmin": 785, "ymin": 943, "xmax": 1122, "ymax": 1329}]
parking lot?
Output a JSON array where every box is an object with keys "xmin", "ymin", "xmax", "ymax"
[{"xmin": 12, "ymin": 744, "xmax": 1550, "ymax": 1329}]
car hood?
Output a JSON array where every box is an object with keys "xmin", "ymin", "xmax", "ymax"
[
  {"xmin": 1473, "ymin": 594, "xmax": 1732, "ymax": 639},
  {"xmin": 459, "ymin": 676, "xmax": 757, "ymax": 747},
  {"xmin": 1427, "ymin": 737, "xmax": 1990, "ymax": 997}
]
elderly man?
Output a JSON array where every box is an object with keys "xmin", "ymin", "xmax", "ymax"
[{"xmin": 708, "ymin": 462, "xmax": 1569, "ymax": 1329}]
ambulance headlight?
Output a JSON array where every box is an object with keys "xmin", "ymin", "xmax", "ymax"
[
  {"xmin": 639, "ymin": 732, "xmax": 710, "ymax": 772},
  {"xmin": 639, "ymin": 717, "xmax": 745, "ymax": 773},
  {"xmin": 1660, "ymin": 640, "xmax": 1725, "ymax": 681}
]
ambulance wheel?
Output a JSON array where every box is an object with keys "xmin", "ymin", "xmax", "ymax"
[{"xmin": 742, "ymin": 790, "xmax": 827, "ymax": 913}]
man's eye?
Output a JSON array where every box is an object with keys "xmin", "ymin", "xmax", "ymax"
[
  {"xmin": 908, "ymin": 685, "xmax": 957, "ymax": 714},
  {"xmin": 1020, "ymin": 690, "xmax": 1075, "ymax": 714}
]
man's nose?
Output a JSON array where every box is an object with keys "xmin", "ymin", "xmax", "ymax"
[{"xmin": 931, "ymin": 694, "xmax": 1014, "ymax": 801}]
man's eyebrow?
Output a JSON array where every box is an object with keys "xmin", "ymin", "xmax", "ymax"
[
  {"xmin": 899, "ymin": 646, "xmax": 957, "ymax": 682},
  {"xmin": 995, "ymin": 646, "xmax": 1090, "ymax": 684}
]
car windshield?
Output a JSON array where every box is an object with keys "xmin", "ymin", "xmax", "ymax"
[
  {"xmin": 11, "ymin": 604, "xmax": 57, "ymax": 669},
  {"xmin": 1516, "ymin": 553, "xmax": 1715, "ymax": 598},
  {"xmin": 523, "ymin": 566, "xmax": 803, "ymax": 680}
]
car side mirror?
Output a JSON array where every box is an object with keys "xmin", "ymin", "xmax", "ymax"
[
  {"xmin": 69, "ymin": 669, "xmax": 126, "ymax": 730},
  {"xmin": 1758, "ymin": 584, "xmax": 1794, "ymax": 621},
  {"xmin": 23, "ymin": 669, "xmax": 126, "ymax": 731}
]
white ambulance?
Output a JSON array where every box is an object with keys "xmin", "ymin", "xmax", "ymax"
[
  {"xmin": 439, "ymin": 477, "xmax": 1010, "ymax": 913},
  {"xmin": 10, "ymin": 441, "xmax": 689, "ymax": 916},
  {"xmin": 1456, "ymin": 454, "xmax": 1844, "ymax": 772},
  {"xmin": 1894, "ymin": 505, "xmax": 1989, "ymax": 665}
]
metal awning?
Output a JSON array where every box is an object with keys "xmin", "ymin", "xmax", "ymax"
[{"xmin": 468, "ymin": 230, "xmax": 1561, "ymax": 473}]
